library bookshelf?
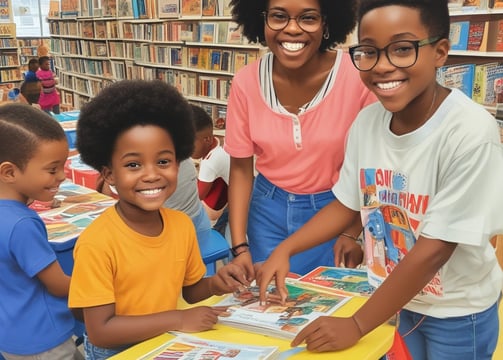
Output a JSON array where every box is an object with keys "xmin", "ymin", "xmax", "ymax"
[
  {"xmin": 442, "ymin": 5, "xmax": 503, "ymax": 115},
  {"xmin": 47, "ymin": 0, "xmax": 267, "ymax": 134}
]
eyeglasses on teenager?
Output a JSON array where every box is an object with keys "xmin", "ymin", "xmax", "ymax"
[
  {"xmin": 348, "ymin": 37, "xmax": 441, "ymax": 72},
  {"xmin": 262, "ymin": 10, "xmax": 324, "ymax": 33}
]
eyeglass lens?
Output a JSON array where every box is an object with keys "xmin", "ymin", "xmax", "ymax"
[
  {"xmin": 351, "ymin": 41, "xmax": 418, "ymax": 71},
  {"xmin": 265, "ymin": 11, "xmax": 322, "ymax": 33}
]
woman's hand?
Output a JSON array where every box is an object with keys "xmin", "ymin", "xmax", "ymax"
[
  {"xmin": 255, "ymin": 249, "xmax": 291, "ymax": 305},
  {"xmin": 231, "ymin": 251, "xmax": 255, "ymax": 283}
]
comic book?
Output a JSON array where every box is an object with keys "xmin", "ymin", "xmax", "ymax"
[
  {"xmin": 213, "ymin": 282, "xmax": 351, "ymax": 340},
  {"xmin": 297, "ymin": 266, "xmax": 375, "ymax": 297},
  {"xmin": 139, "ymin": 333, "xmax": 279, "ymax": 360}
]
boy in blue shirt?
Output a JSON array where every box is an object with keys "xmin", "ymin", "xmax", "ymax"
[{"xmin": 0, "ymin": 104, "xmax": 82, "ymax": 359}]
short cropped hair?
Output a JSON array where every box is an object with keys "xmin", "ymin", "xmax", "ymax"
[
  {"xmin": 28, "ymin": 58, "xmax": 38, "ymax": 67},
  {"xmin": 357, "ymin": 0, "xmax": 450, "ymax": 40},
  {"xmin": 38, "ymin": 56, "xmax": 50, "ymax": 66},
  {"xmin": 191, "ymin": 105, "xmax": 213, "ymax": 132},
  {"xmin": 77, "ymin": 80, "xmax": 195, "ymax": 171},
  {"xmin": 0, "ymin": 103, "xmax": 66, "ymax": 170},
  {"xmin": 230, "ymin": 0, "xmax": 358, "ymax": 51}
]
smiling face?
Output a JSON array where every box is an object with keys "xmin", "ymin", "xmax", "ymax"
[
  {"xmin": 264, "ymin": 0, "xmax": 325, "ymax": 71},
  {"xmin": 103, "ymin": 125, "xmax": 179, "ymax": 218},
  {"xmin": 9, "ymin": 139, "xmax": 68, "ymax": 204},
  {"xmin": 357, "ymin": 5, "xmax": 448, "ymax": 117}
]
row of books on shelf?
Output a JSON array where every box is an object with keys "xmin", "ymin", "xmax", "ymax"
[
  {"xmin": 0, "ymin": 68, "xmax": 22, "ymax": 82},
  {"xmin": 0, "ymin": 53, "xmax": 20, "ymax": 67},
  {"xmin": 54, "ymin": 41, "xmax": 261, "ymax": 75},
  {"xmin": 0, "ymin": 38, "xmax": 17, "ymax": 47},
  {"xmin": 448, "ymin": 0, "xmax": 503, "ymax": 10},
  {"xmin": 53, "ymin": 0, "xmax": 232, "ymax": 19},
  {"xmin": 450, "ymin": 18, "xmax": 503, "ymax": 51},
  {"xmin": 50, "ymin": 18, "xmax": 247, "ymax": 46},
  {"xmin": 436, "ymin": 61, "xmax": 503, "ymax": 106}
]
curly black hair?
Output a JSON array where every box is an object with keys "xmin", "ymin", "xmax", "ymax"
[
  {"xmin": 357, "ymin": 0, "xmax": 450, "ymax": 40},
  {"xmin": 0, "ymin": 103, "xmax": 66, "ymax": 170},
  {"xmin": 230, "ymin": 0, "xmax": 358, "ymax": 51},
  {"xmin": 77, "ymin": 80, "xmax": 195, "ymax": 171}
]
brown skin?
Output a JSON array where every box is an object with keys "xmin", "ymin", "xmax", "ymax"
[{"xmin": 257, "ymin": 5, "xmax": 456, "ymax": 353}]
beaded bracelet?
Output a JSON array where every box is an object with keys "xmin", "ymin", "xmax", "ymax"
[{"xmin": 231, "ymin": 242, "xmax": 249, "ymax": 257}]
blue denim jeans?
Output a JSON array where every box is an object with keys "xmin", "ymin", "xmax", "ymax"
[
  {"xmin": 398, "ymin": 302, "xmax": 499, "ymax": 360},
  {"xmin": 247, "ymin": 174, "xmax": 336, "ymax": 275},
  {"xmin": 83, "ymin": 333, "xmax": 130, "ymax": 360}
]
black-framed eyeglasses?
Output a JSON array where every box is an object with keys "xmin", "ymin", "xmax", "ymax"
[
  {"xmin": 262, "ymin": 10, "xmax": 324, "ymax": 33},
  {"xmin": 348, "ymin": 37, "xmax": 441, "ymax": 72}
]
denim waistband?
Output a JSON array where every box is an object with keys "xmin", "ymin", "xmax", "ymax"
[{"xmin": 254, "ymin": 173, "xmax": 335, "ymax": 204}]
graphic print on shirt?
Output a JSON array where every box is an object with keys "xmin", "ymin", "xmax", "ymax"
[{"xmin": 359, "ymin": 168, "xmax": 443, "ymax": 297}]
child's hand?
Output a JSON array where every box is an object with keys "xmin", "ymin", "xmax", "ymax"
[
  {"xmin": 231, "ymin": 251, "xmax": 255, "ymax": 283},
  {"xmin": 333, "ymin": 236, "xmax": 364, "ymax": 268},
  {"xmin": 210, "ymin": 263, "xmax": 249, "ymax": 295},
  {"xmin": 291, "ymin": 316, "xmax": 362, "ymax": 352},
  {"xmin": 177, "ymin": 306, "xmax": 225, "ymax": 332}
]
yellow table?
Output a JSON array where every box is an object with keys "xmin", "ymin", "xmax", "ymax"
[{"xmin": 109, "ymin": 296, "xmax": 394, "ymax": 360}]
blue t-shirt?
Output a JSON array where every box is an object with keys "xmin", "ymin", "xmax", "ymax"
[
  {"xmin": 23, "ymin": 70, "xmax": 38, "ymax": 82},
  {"xmin": 0, "ymin": 200, "xmax": 74, "ymax": 355}
]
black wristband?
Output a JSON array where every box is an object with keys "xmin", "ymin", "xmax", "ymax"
[{"xmin": 231, "ymin": 242, "xmax": 249, "ymax": 257}]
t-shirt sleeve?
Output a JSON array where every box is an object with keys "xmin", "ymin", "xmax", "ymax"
[
  {"xmin": 421, "ymin": 141, "xmax": 503, "ymax": 246},
  {"xmin": 223, "ymin": 71, "xmax": 255, "ymax": 158},
  {"xmin": 69, "ymin": 240, "xmax": 115, "ymax": 308},
  {"xmin": 332, "ymin": 119, "xmax": 362, "ymax": 211},
  {"xmin": 182, "ymin": 221, "xmax": 206, "ymax": 287},
  {"xmin": 10, "ymin": 217, "xmax": 56, "ymax": 278}
]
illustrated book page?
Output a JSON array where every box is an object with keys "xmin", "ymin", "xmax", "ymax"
[
  {"xmin": 31, "ymin": 181, "xmax": 115, "ymax": 243},
  {"xmin": 214, "ymin": 282, "xmax": 351, "ymax": 340},
  {"xmin": 297, "ymin": 266, "xmax": 375, "ymax": 297},
  {"xmin": 139, "ymin": 332, "xmax": 279, "ymax": 360}
]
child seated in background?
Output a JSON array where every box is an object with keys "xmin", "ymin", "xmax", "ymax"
[
  {"xmin": 191, "ymin": 105, "xmax": 230, "ymax": 235},
  {"xmin": 0, "ymin": 104, "xmax": 82, "ymax": 360},
  {"xmin": 36, "ymin": 56, "xmax": 60, "ymax": 115},
  {"xmin": 20, "ymin": 58, "xmax": 41, "ymax": 105},
  {"xmin": 69, "ymin": 80, "xmax": 247, "ymax": 359}
]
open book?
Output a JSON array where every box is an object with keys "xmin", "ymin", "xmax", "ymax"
[
  {"xmin": 214, "ymin": 282, "xmax": 351, "ymax": 340},
  {"xmin": 139, "ymin": 333, "xmax": 279, "ymax": 360},
  {"xmin": 296, "ymin": 266, "xmax": 375, "ymax": 297}
]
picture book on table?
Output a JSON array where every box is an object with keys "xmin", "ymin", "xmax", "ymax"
[
  {"xmin": 297, "ymin": 266, "xmax": 375, "ymax": 297},
  {"xmin": 31, "ymin": 182, "xmax": 115, "ymax": 243},
  {"xmin": 359, "ymin": 168, "xmax": 443, "ymax": 297},
  {"xmin": 214, "ymin": 282, "xmax": 350, "ymax": 340},
  {"xmin": 139, "ymin": 333, "xmax": 279, "ymax": 360}
]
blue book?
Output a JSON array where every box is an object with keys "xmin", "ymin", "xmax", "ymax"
[
  {"xmin": 436, "ymin": 63, "xmax": 475, "ymax": 98},
  {"xmin": 450, "ymin": 21, "xmax": 470, "ymax": 50}
]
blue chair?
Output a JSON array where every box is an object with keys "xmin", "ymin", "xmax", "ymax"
[
  {"xmin": 50, "ymin": 238, "xmax": 85, "ymax": 347},
  {"xmin": 199, "ymin": 229, "xmax": 230, "ymax": 276}
]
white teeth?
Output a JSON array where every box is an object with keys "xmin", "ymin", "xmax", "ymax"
[
  {"xmin": 281, "ymin": 42, "xmax": 305, "ymax": 51},
  {"xmin": 376, "ymin": 81, "xmax": 402, "ymax": 90},
  {"xmin": 139, "ymin": 188, "xmax": 162, "ymax": 195}
]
